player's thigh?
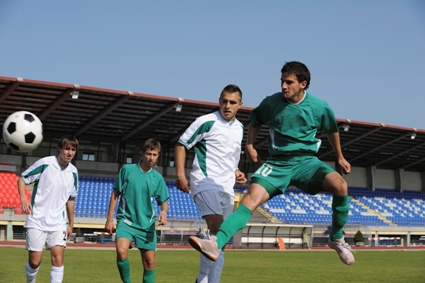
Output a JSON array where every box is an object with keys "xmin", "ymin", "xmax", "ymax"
[
  {"xmin": 26, "ymin": 228, "xmax": 48, "ymax": 252},
  {"xmin": 292, "ymin": 157, "xmax": 336, "ymax": 195},
  {"xmin": 140, "ymin": 249, "xmax": 156, "ymax": 270}
]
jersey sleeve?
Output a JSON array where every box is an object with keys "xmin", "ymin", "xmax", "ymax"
[
  {"xmin": 154, "ymin": 177, "xmax": 169, "ymax": 205},
  {"xmin": 249, "ymin": 94, "xmax": 276, "ymax": 127},
  {"xmin": 70, "ymin": 171, "xmax": 79, "ymax": 198},
  {"xmin": 178, "ymin": 116, "xmax": 215, "ymax": 149},
  {"xmin": 21, "ymin": 158, "xmax": 49, "ymax": 185},
  {"xmin": 318, "ymin": 102, "xmax": 339, "ymax": 134},
  {"xmin": 114, "ymin": 166, "xmax": 127, "ymax": 193}
]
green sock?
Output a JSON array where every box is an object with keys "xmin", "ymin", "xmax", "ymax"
[
  {"xmin": 143, "ymin": 269, "xmax": 155, "ymax": 283},
  {"xmin": 216, "ymin": 204, "xmax": 252, "ymax": 249},
  {"xmin": 331, "ymin": 194, "xmax": 349, "ymax": 241},
  {"xmin": 117, "ymin": 258, "xmax": 131, "ymax": 283}
]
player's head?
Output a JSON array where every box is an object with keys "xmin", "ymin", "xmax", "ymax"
[
  {"xmin": 281, "ymin": 61, "xmax": 311, "ymax": 90},
  {"xmin": 140, "ymin": 139, "xmax": 161, "ymax": 168},
  {"xmin": 57, "ymin": 136, "xmax": 79, "ymax": 165},
  {"xmin": 219, "ymin": 84, "xmax": 243, "ymax": 122}
]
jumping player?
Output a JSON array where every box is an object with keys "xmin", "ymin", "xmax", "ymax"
[
  {"xmin": 105, "ymin": 139, "xmax": 169, "ymax": 283},
  {"xmin": 188, "ymin": 61, "xmax": 355, "ymax": 267},
  {"xmin": 18, "ymin": 135, "xmax": 79, "ymax": 283}
]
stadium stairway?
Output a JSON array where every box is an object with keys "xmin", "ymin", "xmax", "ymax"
[{"xmin": 350, "ymin": 198, "xmax": 397, "ymax": 227}]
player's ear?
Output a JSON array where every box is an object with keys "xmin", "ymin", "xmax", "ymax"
[{"xmin": 300, "ymin": 80, "xmax": 308, "ymax": 89}]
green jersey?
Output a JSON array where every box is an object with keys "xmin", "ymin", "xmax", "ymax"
[
  {"xmin": 114, "ymin": 164, "xmax": 169, "ymax": 230},
  {"xmin": 249, "ymin": 92, "xmax": 338, "ymax": 156}
]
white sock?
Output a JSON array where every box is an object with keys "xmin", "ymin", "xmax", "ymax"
[
  {"xmin": 196, "ymin": 254, "xmax": 213, "ymax": 283},
  {"xmin": 26, "ymin": 261, "xmax": 39, "ymax": 283},
  {"xmin": 208, "ymin": 250, "xmax": 224, "ymax": 283},
  {"xmin": 50, "ymin": 265, "xmax": 64, "ymax": 283}
]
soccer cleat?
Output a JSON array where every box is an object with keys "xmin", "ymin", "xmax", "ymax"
[
  {"xmin": 188, "ymin": 235, "xmax": 220, "ymax": 261},
  {"xmin": 327, "ymin": 237, "xmax": 355, "ymax": 265}
]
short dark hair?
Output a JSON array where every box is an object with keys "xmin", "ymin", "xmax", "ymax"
[
  {"xmin": 58, "ymin": 136, "xmax": 79, "ymax": 150},
  {"xmin": 281, "ymin": 61, "xmax": 311, "ymax": 89},
  {"xmin": 220, "ymin": 84, "xmax": 242, "ymax": 100},
  {"xmin": 141, "ymin": 138, "xmax": 161, "ymax": 153}
]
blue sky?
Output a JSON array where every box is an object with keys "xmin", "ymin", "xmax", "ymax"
[{"xmin": 1, "ymin": 1, "xmax": 424, "ymax": 129}]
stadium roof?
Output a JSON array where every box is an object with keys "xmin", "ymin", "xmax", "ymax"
[{"xmin": 1, "ymin": 76, "xmax": 425, "ymax": 172}]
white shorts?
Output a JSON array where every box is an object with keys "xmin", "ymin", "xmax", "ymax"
[
  {"xmin": 193, "ymin": 190, "xmax": 235, "ymax": 219},
  {"xmin": 25, "ymin": 228, "xmax": 67, "ymax": 251}
]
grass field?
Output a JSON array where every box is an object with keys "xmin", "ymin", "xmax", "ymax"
[{"xmin": 0, "ymin": 247, "xmax": 424, "ymax": 283}]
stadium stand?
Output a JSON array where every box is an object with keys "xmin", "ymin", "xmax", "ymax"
[{"xmin": 1, "ymin": 174, "xmax": 425, "ymax": 228}]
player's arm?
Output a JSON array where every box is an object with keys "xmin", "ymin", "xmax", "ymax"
[
  {"xmin": 158, "ymin": 202, "xmax": 168, "ymax": 225},
  {"xmin": 18, "ymin": 178, "xmax": 32, "ymax": 214},
  {"xmin": 174, "ymin": 143, "xmax": 190, "ymax": 193},
  {"xmin": 105, "ymin": 189, "xmax": 120, "ymax": 234},
  {"xmin": 66, "ymin": 197, "xmax": 75, "ymax": 239},
  {"xmin": 245, "ymin": 123, "xmax": 262, "ymax": 163},
  {"xmin": 327, "ymin": 132, "xmax": 351, "ymax": 174}
]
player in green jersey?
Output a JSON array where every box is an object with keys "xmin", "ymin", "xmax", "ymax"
[
  {"xmin": 105, "ymin": 139, "xmax": 169, "ymax": 283},
  {"xmin": 188, "ymin": 61, "xmax": 355, "ymax": 266}
]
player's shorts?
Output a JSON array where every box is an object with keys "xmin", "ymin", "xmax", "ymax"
[
  {"xmin": 251, "ymin": 155, "xmax": 336, "ymax": 197},
  {"xmin": 116, "ymin": 221, "xmax": 157, "ymax": 251},
  {"xmin": 193, "ymin": 190, "xmax": 235, "ymax": 219},
  {"xmin": 25, "ymin": 228, "xmax": 67, "ymax": 251}
]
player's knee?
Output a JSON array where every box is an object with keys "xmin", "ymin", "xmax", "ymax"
[
  {"xmin": 143, "ymin": 259, "xmax": 155, "ymax": 270},
  {"xmin": 28, "ymin": 260, "xmax": 41, "ymax": 269},
  {"xmin": 324, "ymin": 174, "xmax": 348, "ymax": 197}
]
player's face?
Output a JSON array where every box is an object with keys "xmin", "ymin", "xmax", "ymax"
[
  {"xmin": 281, "ymin": 73, "xmax": 307, "ymax": 103},
  {"xmin": 141, "ymin": 149, "xmax": 159, "ymax": 168},
  {"xmin": 219, "ymin": 91, "xmax": 242, "ymax": 122},
  {"xmin": 57, "ymin": 144, "xmax": 77, "ymax": 166}
]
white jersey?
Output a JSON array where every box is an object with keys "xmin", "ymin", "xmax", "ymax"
[
  {"xmin": 21, "ymin": 156, "xmax": 78, "ymax": 231},
  {"xmin": 178, "ymin": 110, "xmax": 244, "ymax": 196}
]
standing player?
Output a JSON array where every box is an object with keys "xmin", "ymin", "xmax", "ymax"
[
  {"xmin": 188, "ymin": 61, "xmax": 355, "ymax": 266},
  {"xmin": 175, "ymin": 84, "xmax": 247, "ymax": 283},
  {"xmin": 105, "ymin": 139, "xmax": 169, "ymax": 283},
  {"xmin": 18, "ymin": 135, "xmax": 79, "ymax": 283}
]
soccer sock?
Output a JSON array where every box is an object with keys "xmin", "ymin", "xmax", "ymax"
[
  {"xmin": 50, "ymin": 265, "xmax": 64, "ymax": 283},
  {"xmin": 25, "ymin": 261, "xmax": 39, "ymax": 283},
  {"xmin": 117, "ymin": 258, "xmax": 131, "ymax": 283},
  {"xmin": 142, "ymin": 269, "xmax": 155, "ymax": 283},
  {"xmin": 331, "ymin": 194, "xmax": 349, "ymax": 241},
  {"xmin": 208, "ymin": 250, "xmax": 224, "ymax": 283},
  {"xmin": 216, "ymin": 204, "xmax": 252, "ymax": 249}
]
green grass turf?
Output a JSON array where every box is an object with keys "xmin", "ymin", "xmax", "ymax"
[{"xmin": 0, "ymin": 247, "xmax": 424, "ymax": 283}]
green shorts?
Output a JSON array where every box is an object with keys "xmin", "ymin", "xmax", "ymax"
[
  {"xmin": 116, "ymin": 221, "xmax": 157, "ymax": 251},
  {"xmin": 251, "ymin": 155, "xmax": 335, "ymax": 197}
]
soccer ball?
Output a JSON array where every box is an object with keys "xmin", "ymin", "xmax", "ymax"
[{"xmin": 2, "ymin": 111, "xmax": 43, "ymax": 153}]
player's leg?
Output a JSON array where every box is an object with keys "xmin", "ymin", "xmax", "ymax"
[
  {"xmin": 140, "ymin": 249, "xmax": 156, "ymax": 283},
  {"xmin": 193, "ymin": 190, "xmax": 226, "ymax": 283},
  {"xmin": 46, "ymin": 229, "xmax": 67, "ymax": 283},
  {"xmin": 134, "ymin": 224, "xmax": 157, "ymax": 283},
  {"xmin": 299, "ymin": 159, "xmax": 354, "ymax": 265},
  {"xmin": 115, "ymin": 222, "xmax": 133, "ymax": 283},
  {"xmin": 25, "ymin": 228, "xmax": 47, "ymax": 283},
  {"xmin": 207, "ymin": 193, "xmax": 234, "ymax": 283}
]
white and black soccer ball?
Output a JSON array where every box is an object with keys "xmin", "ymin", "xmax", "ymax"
[{"xmin": 2, "ymin": 111, "xmax": 43, "ymax": 153}]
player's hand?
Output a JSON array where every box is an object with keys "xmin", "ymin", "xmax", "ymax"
[
  {"xmin": 66, "ymin": 226, "xmax": 73, "ymax": 240},
  {"xmin": 20, "ymin": 199, "xmax": 32, "ymax": 214},
  {"xmin": 105, "ymin": 221, "xmax": 115, "ymax": 234},
  {"xmin": 235, "ymin": 170, "xmax": 247, "ymax": 184},
  {"xmin": 176, "ymin": 176, "xmax": 190, "ymax": 193},
  {"xmin": 158, "ymin": 211, "xmax": 167, "ymax": 225},
  {"xmin": 246, "ymin": 144, "xmax": 261, "ymax": 163},
  {"xmin": 339, "ymin": 157, "xmax": 351, "ymax": 174}
]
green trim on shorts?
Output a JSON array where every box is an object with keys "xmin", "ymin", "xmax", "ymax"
[{"xmin": 250, "ymin": 177, "xmax": 282, "ymax": 198}]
